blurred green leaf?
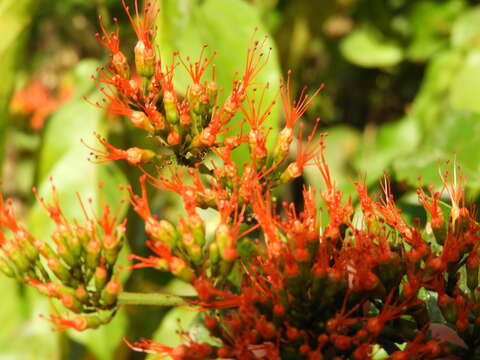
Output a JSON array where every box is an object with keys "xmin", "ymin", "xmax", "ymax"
[
  {"xmin": 0, "ymin": 289, "xmax": 62, "ymax": 359},
  {"xmin": 68, "ymin": 309, "xmax": 128, "ymax": 360},
  {"xmin": 410, "ymin": 50, "xmax": 463, "ymax": 129},
  {"xmin": 146, "ymin": 307, "xmax": 199, "ymax": 359},
  {"xmin": 0, "ymin": 278, "xmax": 25, "ymax": 348},
  {"xmin": 450, "ymin": 50, "xmax": 480, "ymax": 113},
  {"xmin": 355, "ymin": 116, "xmax": 420, "ymax": 184},
  {"xmin": 339, "ymin": 26, "xmax": 403, "ymax": 68},
  {"xmin": 29, "ymin": 59, "xmax": 128, "ymax": 236},
  {"xmin": 451, "ymin": 6, "xmax": 480, "ymax": 49},
  {"xmin": 0, "ymin": 0, "xmax": 38, "ymax": 169},
  {"xmin": 394, "ymin": 111, "xmax": 480, "ymax": 190},
  {"xmin": 407, "ymin": 0, "xmax": 464, "ymax": 61}
]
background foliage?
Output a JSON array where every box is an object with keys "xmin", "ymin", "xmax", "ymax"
[{"xmin": 2, "ymin": 0, "xmax": 480, "ymax": 358}]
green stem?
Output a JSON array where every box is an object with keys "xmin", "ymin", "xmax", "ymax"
[{"xmin": 117, "ymin": 292, "xmax": 191, "ymax": 307}]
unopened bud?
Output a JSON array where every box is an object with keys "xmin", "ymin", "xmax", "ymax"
[
  {"xmin": 280, "ymin": 162, "xmax": 302, "ymax": 184},
  {"xmin": 164, "ymin": 90, "xmax": 179, "ymax": 125},
  {"xmin": 0, "ymin": 256, "xmax": 16, "ymax": 278},
  {"xmin": 86, "ymin": 239, "xmax": 101, "ymax": 271},
  {"xmin": 130, "ymin": 111, "xmax": 155, "ymax": 133},
  {"xmin": 75, "ymin": 286, "xmax": 89, "ymax": 304},
  {"xmin": 2, "ymin": 242, "xmax": 32, "ymax": 273},
  {"xmin": 169, "ymin": 257, "xmax": 195, "ymax": 283},
  {"xmin": 126, "ymin": 147, "xmax": 156, "ymax": 165},
  {"xmin": 112, "ymin": 51, "xmax": 130, "ymax": 78},
  {"xmin": 95, "ymin": 266, "xmax": 108, "ymax": 292},
  {"xmin": 47, "ymin": 257, "xmax": 72, "ymax": 283},
  {"xmin": 207, "ymin": 81, "xmax": 217, "ymax": 105},
  {"xmin": 273, "ymin": 127, "xmax": 293, "ymax": 163},
  {"xmin": 188, "ymin": 215, "xmax": 205, "ymax": 247},
  {"xmin": 147, "ymin": 219, "xmax": 177, "ymax": 248},
  {"xmin": 167, "ymin": 130, "xmax": 181, "ymax": 145},
  {"xmin": 134, "ymin": 40, "xmax": 155, "ymax": 78},
  {"xmin": 101, "ymin": 279, "xmax": 121, "ymax": 307},
  {"xmin": 61, "ymin": 293, "xmax": 83, "ymax": 313}
]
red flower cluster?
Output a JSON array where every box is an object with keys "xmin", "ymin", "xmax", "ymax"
[
  {"xmin": 0, "ymin": 181, "xmax": 125, "ymax": 330},
  {"xmin": 2, "ymin": 1, "xmax": 480, "ymax": 360}
]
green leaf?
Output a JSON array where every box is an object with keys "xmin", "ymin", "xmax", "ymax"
[
  {"xmin": 146, "ymin": 307, "xmax": 199, "ymax": 359},
  {"xmin": 339, "ymin": 26, "xmax": 403, "ymax": 68},
  {"xmin": 450, "ymin": 50, "xmax": 480, "ymax": 113},
  {"xmin": 406, "ymin": 0, "xmax": 464, "ymax": 61},
  {"xmin": 451, "ymin": 6, "xmax": 480, "ymax": 49},
  {"xmin": 28, "ymin": 59, "xmax": 128, "ymax": 236},
  {"xmin": 68, "ymin": 309, "xmax": 128, "ymax": 360},
  {"xmin": 410, "ymin": 50, "xmax": 463, "ymax": 129},
  {"xmin": 0, "ymin": 290, "xmax": 62, "ymax": 358},
  {"xmin": 0, "ymin": 0, "xmax": 38, "ymax": 170},
  {"xmin": 393, "ymin": 111, "xmax": 480, "ymax": 191},
  {"xmin": 355, "ymin": 116, "xmax": 420, "ymax": 184}
]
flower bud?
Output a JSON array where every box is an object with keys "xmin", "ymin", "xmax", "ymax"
[
  {"xmin": 2, "ymin": 242, "xmax": 32, "ymax": 274},
  {"xmin": 14, "ymin": 230, "xmax": 38, "ymax": 263},
  {"xmin": 47, "ymin": 257, "xmax": 72, "ymax": 283},
  {"xmin": 164, "ymin": 90, "xmax": 179, "ymax": 125},
  {"xmin": 208, "ymin": 242, "xmax": 220, "ymax": 265},
  {"xmin": 103, "ymin": 230, "xmax": 125, "ymax": 268},
  {"xmin": 130, "ymin": 111, "xmax": 155, "ymax": 133},
  {"xmin": 0, "ymin": 256, "xmax": 16, "ymax": 278},
  {"xmin": 147, "ymin": 219, "xmax": 178, "ymax": 248},
  {"xmin": 280, "ymin": 162, "xmax": 302, "ymax": 184},
  {"xmin": 188, "ymin": 214, "xmax": 205, "ymax": 247},
  {"xmin": 167, "ymin": 129, "xmax": 181, "ymax": 146},
  {"xmin": 101, "ymin": 279, "xmax": 121, "ymax": 307},
  {"xmin": 75, "ymin": 286, "xmax": 89, "ymax": 304},
  {"xmin": 70, "ymin": 314, "xmax": 108, "ymax": 331},
  {"xmin": 169, "ymin": 257, "xmax": 195, "ymax": 283},
  {"xmin": 126, "ymin": 147, "xmax": 156, "ymax": 165},
  {"xmin": 86, "ymin": 239, "xmax": 101, "ymax": 272},
  {"xmin": 134, "ymin": 40, "xmax": 155, "ymax": 78},
  {"xmin": 95, "ymin": 266, "xmax": 108, "ymax": 292},
  {"xmin": 207, "ymin": 81, "xmax": 217, "ymax": 105},
  {"xmin": 112, "ymin": 51, "xmax": 130, "ymax": 78},
  {"xmin": 273, "ymin": 127, "xmax": 293, "ymax": 163},
  {"xmin": 61, "ymin": 293, "xmax": 83, "ymax": 313}
]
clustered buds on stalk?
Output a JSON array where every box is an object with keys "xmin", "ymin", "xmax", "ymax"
[
  {"xmin": 3, "ymin": 1, "xmax": 480, "ymax": 359},
  {"xmin": 0, "ymin": 181, "xmax": 125, "ymax": 330},
  {"xmin": 88, "ymin": 0, "xmax": 324, "ymax": 180}
]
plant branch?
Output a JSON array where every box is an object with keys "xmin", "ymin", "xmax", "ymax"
[{"xmin": 118, "ymin": 292, "xmax": 193, "ymax": 307}]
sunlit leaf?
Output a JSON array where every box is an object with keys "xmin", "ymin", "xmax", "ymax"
[
  {"xmin": 355, "ymin": 116, "xmax": 420, "ymax": 184},
  {"xmin": 0, "ymin": 0, "xmax": 38, "ymax": 169},
  {"xmin": 146, "ymin": 307, "xmax": 199, "ymax": 359},
  {"xmin": 451, "ymin": 6, "xmax": 480, "ymax": 49},
  {"xmin": 393, "ymin": 111, "xmax": 480, "ymax": 192},
  {"xmin": 68, "ymin": 309, "xmax": 129, "ymax": 360},
  {"xmin": 340, "ymin": 26, "xmax": 403, "ymax": 68}
]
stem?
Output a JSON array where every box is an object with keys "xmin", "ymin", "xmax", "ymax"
[{"xmin": 117, "ymin": 292, "xmax": 192, "ymax": 307}]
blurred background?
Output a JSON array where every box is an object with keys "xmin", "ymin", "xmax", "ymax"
[{"xmin": 2, "ymin": 0, "xmax": 480, "ymax": 358}]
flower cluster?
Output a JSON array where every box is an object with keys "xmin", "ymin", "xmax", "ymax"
[{"xmin": 0, "ymin": 181, "xmax": 125, "ymax": 330}]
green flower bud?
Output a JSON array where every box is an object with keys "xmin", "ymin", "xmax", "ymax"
[{"xmin": 134, "ymin": 40, "xmax": 155, "ymax": 78}]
